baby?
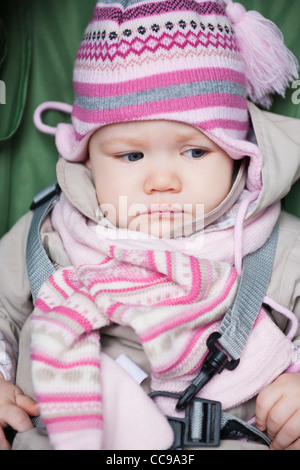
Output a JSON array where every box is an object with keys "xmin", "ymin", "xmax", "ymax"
[
  {"xmin": 0, "ymin": 0, "xmax": 300, "ymax": 451},
  {"xmin": 86, "ymin": 119, "xmax": 300, "ymax": 450}
]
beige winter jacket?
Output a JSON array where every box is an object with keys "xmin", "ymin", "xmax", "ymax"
[{"xmin": 0, "ymin": 103, "xmax": 300, "ymax": 450}]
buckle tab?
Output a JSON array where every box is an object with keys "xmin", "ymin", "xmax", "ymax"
[
  {"xmin": 150, "ymin": 392, "xmax": 221, "ymax": 449},
  {"xmin": 176, "ymin": 332, "xmax": 240, "ymax": 410}
]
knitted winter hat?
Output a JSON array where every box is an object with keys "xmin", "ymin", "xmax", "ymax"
[
  {"xmin": 35, "ymin": 0, "xmax": 298, "ymax": 191},
  {"xmin": 71, "ymin": 0, "xmax": 248, "ymax": 141}
]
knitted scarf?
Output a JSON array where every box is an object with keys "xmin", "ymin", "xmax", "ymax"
[{"xmin": 30, "ymin": 194, "xmax": 284, "ymax": 450}]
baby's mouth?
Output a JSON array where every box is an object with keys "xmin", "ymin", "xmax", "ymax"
[{"xmin": 146, "ymin": 203, "xmax": 184, "ymax": 217}]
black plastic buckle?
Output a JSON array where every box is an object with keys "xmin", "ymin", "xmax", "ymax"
[
  {"xmin": 176, "ymin": 332, "xmax": 240, "ymax": 410},
  {"xmin": 149, "ymin": 392, "xmax": 221, "ymax": 449}
]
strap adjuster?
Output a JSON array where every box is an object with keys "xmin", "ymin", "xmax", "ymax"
[
  {"xmin": 150, "ymin": 392, "xmax": 221, "ymax": 449},
  {"xmin": 30, "ymin": 182, "xmax": 61, "ymax": 210}
]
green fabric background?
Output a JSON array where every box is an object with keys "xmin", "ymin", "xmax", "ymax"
[{"xmin": 0, "ymin": 0, "xmax": 299, "ymax": 238}]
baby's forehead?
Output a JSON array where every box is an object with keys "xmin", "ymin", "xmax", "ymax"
[{"xmin": 91, "ymin": 120, "xmax": 215, "ymax": 145}]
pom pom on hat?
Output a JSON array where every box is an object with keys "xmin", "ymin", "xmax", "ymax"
[{"xmin": 223, "ymin": 0, "xmax": 299, "ymax": 107}]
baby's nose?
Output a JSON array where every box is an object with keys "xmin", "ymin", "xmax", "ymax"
[{"xmin": 143, "ymin": 167, "xmax": 182, "ymax": 194}]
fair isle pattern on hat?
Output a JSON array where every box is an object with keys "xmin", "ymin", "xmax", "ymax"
[{"xmin": 72, "ymin": 0, "xmax": 249, "ymax": 143}]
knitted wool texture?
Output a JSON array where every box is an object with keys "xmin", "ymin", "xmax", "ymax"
[{"xmin": 63, "ymin": 0, "xmax": 250, "ymax": 165}]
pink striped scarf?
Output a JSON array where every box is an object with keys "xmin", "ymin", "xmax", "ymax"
[
  {"xmin": 31, "ymin": 243, "xmax": 238, "ymax": 449},
  {"xmin": 30, "ymin": 195, "xmax": 282, "ymax": 450}
]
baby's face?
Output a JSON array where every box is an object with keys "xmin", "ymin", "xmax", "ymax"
[{"xmin": 87, "ymin": 120, "xmax": 233, "ymax": 238}]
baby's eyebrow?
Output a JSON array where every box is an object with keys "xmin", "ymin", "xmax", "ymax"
[
  {"xmin": 100, "ymin": 136, "xmax": 142, "ymax": 149},
  {"xmin": 176, "ymin": 130, "xmax": 209, "ymax": 144}
]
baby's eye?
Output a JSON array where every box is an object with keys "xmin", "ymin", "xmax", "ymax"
[
  {"xmin": 183, "ymin": 149, "xmax": 206, "ymax": 159},
  {"xmin": 118, "ymin": 152, "xmax": 144, "ymax": 162}
]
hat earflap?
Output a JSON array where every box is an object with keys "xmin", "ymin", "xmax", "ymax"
[{"xmin": 223, "ymin": 0, "xmax": 299, "ymax": 108}]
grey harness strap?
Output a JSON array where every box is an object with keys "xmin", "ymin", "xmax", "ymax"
[
  {"xmin": 164, "ymin": 221, "xmax": 279, "ymax": 448},
  {"xmin": 26, "ymin": 183, "xmax": 60, "ymax": 304},
  {"xmin": 190, "ymin": 399, "xmax": 271, "ymax": 447},
  {"xmin": 176, "ymin": 220, "xmax": 279, "ymax": 411},
  {"xmin": 220, "ymin": 411, "xmax": 271, "ymax": 446},
  {"xmin": 218, "ymin": 220, "xmax": 279, "ymax": 360}
]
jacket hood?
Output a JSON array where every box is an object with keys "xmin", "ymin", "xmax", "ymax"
[
  {"xmin": 248, "ymin": 102, "xmax": 300, "ymax": 215},
  {"xmin": 56, "ymin": 103, "xmax": 300, "ymax": 229}
]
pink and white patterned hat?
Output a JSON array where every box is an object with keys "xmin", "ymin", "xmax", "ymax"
[{"xmin": 35, "ymin": 0, "xmax": 297, "ymax": 192}]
